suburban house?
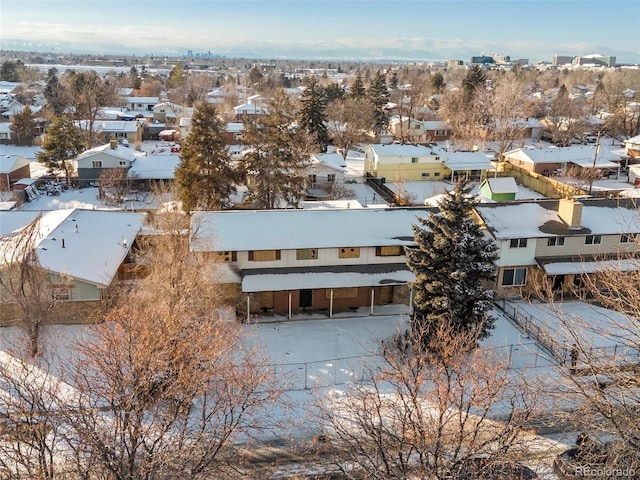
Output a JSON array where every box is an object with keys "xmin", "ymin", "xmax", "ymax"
[
  {"xmin": 479, "ymin": 177, "xmax": 519, "ymax": 202},
  {"xmin": 388, "ymin": 117, "xmax": 453, "ymax": 144},
  {"xmin": 96, "ymin": 120, "xmax": 143, "ymax": 146},
  {"xmin": 502, "ymin": 145, "xmax": 625, "ymax": 176},
  {"xmin": 623, "ymin": 134, "xmax": 640, "ymax": 162},
  {"xmin": 225, "ymin": 122, "xmax": 245, "ymax": 144},
  {"xmin": 364, "ymin": 144, "xmax": 493, "ymax": 182},
  {"xmin": 234, "ymin": 102, "xmax": 268, "ymax": 120},
  {"xmin": 124, "ymin": 96, "xmax": 159, "ymax": 112},
  {"xmin": 127, "ymin": 153, "xmax": 180, "ymax": 185},
  {"xmin": 0, "ymin": 123, "xmax": 11, "ymax": 143},
  {"xmin": 364, "ymin": 144, "xmax": 449, "ymax": 182},
  {"xmin": 75, "ymin": 141, "xmax": 140, "ymax": 187},
  {"xmin": 474, "ymin": 198, "xmax": 640, "ymax": 298},
  {"xmin": 306, "ymin": 153, "xmax": 347, "ymax": 199},
  {"xmin": 422, "ymin": 121, "xmax": 453, "ymax": 142},
  {"xmin": 152, "ymin": 102, "xmax": 179, "ymax": 126},
  {"xmin": 0, "ymin": 208, "xmax": 145, "ymax": 324},
  {"xmin": 190, "ymin": 208, "xmax": 437, "ymax": 319},
  {"xmin": 0, "ymin": 155, "xmax": 30, "ymax": 190}
]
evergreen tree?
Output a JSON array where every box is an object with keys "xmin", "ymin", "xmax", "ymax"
[
  {"xmin": 241, "ymin": 89, "xmax": 311, "ymax": 209},
  {"xmin": 129, "ymin": 65, "xmax": 141, "ymax": 90},
  {"xmin": 323, "ymin": 83, "xmax": 345, "ymax": 103},
  {"xmin": 462, "ymin": 65, "xmax": 487, "ymax": 105},
  {"xmin": 43, "ymin": 68, "xmax": 67, "ymax": 117},
  {"xmin": 367, "ymin": 71, "xmax": 390, "ymax": 135},
  {"xmin": 36, "ymin": 117, "xmax": 85, "ymax": 181},
  {"xmin": 0, "ymin": 60, "xmax": 20, "ymax": 82},
  {"xmin": 405, "ymin": 178, "xmax": 498, "ymax": 350},
  {"xmin": 349, "ymin": 74, "xmax": 366, "ymax": 99},
  {"xmin": 431, "ymin": 72, "xmax": 445, "ymax": 93},
  {"xmin": 299, "ymin": 77, "xmax": 329, "ymax": 152},
  {"xmin": 10, "ymin": 105, "xmax": 38, "ymax": 146},
  {"xmin": 175, "ymin": 103, "xmax": 239, "ymax": 211}
]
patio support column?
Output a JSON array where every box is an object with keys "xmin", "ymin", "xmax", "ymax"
[
  {"xmin": 370, "ymin": 288, "xmax": 375, "ymax": 315},
  {"xmin": 409, "ymin": 288, "xmax": 413, "ymax": 315},
  {"xmin": 246, "ymin": 294, "xmax": 250, "ymax": 322},
  {"xmin": 288, "ymin": 291, "xmax": 292, "ymax": 320},
  {"xmin": 329, "ymin": 288, "xmax": 334, "ymax": 318}
]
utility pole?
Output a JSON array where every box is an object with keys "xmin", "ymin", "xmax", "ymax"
[{"xmin": 588, "ymin": 131, "xmax": 601, "ymax": 195}]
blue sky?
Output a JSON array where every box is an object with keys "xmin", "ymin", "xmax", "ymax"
[{"xmin": 2, "ymin": 0, "xmax": 639, "ymax": 62}]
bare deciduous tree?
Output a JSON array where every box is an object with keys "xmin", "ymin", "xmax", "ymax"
[
  {"xmin": 316, "ymin": 321, "xmax": 541, "ymax": 479},
  {"xmin": 0, "ymin": 215, "xmax": 54, "ymax": 357},
  {"xmin": 57, "ymin": 210, "xmax": 284, "ymax": 479}
]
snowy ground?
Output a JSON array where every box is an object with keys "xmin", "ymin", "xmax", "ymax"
[{"xmin": 1, "ymin": 303, "xmax": 577, "ymax": 478}]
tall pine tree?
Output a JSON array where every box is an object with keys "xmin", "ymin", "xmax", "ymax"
[
  {"xmin": 299, "ymin": 77, "xmax": 329, "ymax": 152},
  {"xmin": 175, "ymin": 103, "xmax": 240, "ymax": 211},
  {"xmin": 10, "ymin": 105, "xmax": 38, "ymax": 146},
  {"xmin": 405, "ymin": 178, "xmax": 497, "ymax": 349},
  {"xmin": 241, "ymin": 89, "xmax": 311, "ymax": 209},
  {"xmin": 36, "ymin": 117, "xmax": 85, "ymax": 181},
  {"xmin": 367, "ymin": 71, "xmax": 390, "ymax": 135}
]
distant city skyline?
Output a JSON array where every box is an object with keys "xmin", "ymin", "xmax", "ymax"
[{"xmin": 2, "ymin": 0, "xmax": 639, "ymax": 63}]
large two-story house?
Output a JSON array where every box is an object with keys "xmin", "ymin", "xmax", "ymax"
[
  {"xmin": 190, "ymin": 207, "xmax": 436, "ymax": 318},
  {"xmin": 475, "ymin": 197, "xmax": 640, "ymax": 298}
]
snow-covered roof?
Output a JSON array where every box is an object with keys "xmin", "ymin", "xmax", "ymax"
[
  {"xmin": 421, "ymin": 121, "xmax": 451, "ymax": 130},
  {"xmin": 191, "ymin": 208, "xmax": 435, "ymax": 252},
  {"xmin": 442, "ymin": 150, "xmax": 494, "ymax": 171},
  {"xmin": 483, "ymin": 177, "xmax": 519, "ymax": 194},
  {"xmin": 76, "ymin": 143, "xmax": 141, "ymax": 163},
  {"xmin": 241, "ymin": 264, "xmax": 414, "ymax": 292},
  {"xmin": 367, "ymin": 143, "xmax": 434, "ymax": 157},
  {"xmin": 0, "ymin": 209, "xmax": 145, "ymax": 286},
  {"xmin": 504, "ymin": 145, "xmax": 623, "ymax": 164},
  {"xmin": 226, "ymin": 122, "xmax": 244, "ymax": 133},
  {"xmin": 127, "ymin": 155, "xmax": 179, "ymax": 180},
  {"xmin": 0, "ymin": 154, "xmax": 30, "ymax": 173},
  {"xmin": 234, "ymin": 103, "xmax": 268, "ymax": 115},
  {"xmin": 125, "ymin": 96, "xmax": 159, "ymax": 104},
  {"xmin": 310, "ymin": 153, "xmax": 347, "ymax": 172},
  {"xmin": 476, "ymin": 199, "xmax": 640, "ymax": 239},
  {"xmin": 542, "ymin": 258, "xmax": 640, "ymax": 275}
]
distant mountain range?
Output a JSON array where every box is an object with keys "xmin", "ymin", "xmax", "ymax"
[{"xmin": 2, "ymin": 38, "xmax": 638, "ymax": 64}]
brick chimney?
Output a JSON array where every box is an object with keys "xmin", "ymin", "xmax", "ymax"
[
  {"xmin": 558, "ymin": 198, "xmax": 583, "ymax": 229},
  {"xmin": 109, "ymin": 139, "xmax": 118, "ymax": 149}
]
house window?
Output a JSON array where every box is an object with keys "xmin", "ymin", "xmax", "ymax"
[
  {"xmin": 51, "ymin": 286, "xmax": 71, "ymax": 301},
  {"xmin": 421, "ymin": 172, "xmax": 430, "ymax": 177},
  {"xmin": 221, "ymin": 251, "xmax": 237, "ymax": 262},
  {"xmin": 411, "ymin": 157, "xmax": 419, "ymax": 163},
  {"xmin": 620, "ymin": 234, "xmax": 637, "ymax": 243},
  {"xmin": 296, "ymin": 248, "xmax": 318, "ymax": 260},
  {"xmin": 510, "ymin": 238, "xmax": 528, "ymax": 248},
  {"xmin": 92, "ymin": 160, "xmax": 103, "ymax": 168},
  {"xmin": 434, "ymin": 156, "xmax": 441, "ymax": 161},
  {"xmin": 434, "ymin": 172, "xmax": 441, "ymax": 177},
  {"xmin": 327, "ymin": 174, "xmax": 335, "ymax": 183},
  {"xmin": 119, "ymin": 161, "xmax": 127, "ymax": 166},
  {"xmin": 435, "ymin": 130, "xmax": 447, "ymax": 136},
  {"xmin": 501, "ymin": 268, "xmax": 527, "ymax": 287},
  {"xmin": 308, "ymin": 174, "xmax": 317, "ymax": 183},
  {"xmin": 248, "ymin": 250, "xmax": 281, "ymax": 261},
  {"xmin": 585, "ymin": 235, "xmax": 602, "ymax": 245},
  {"xmin": 376, "ymin": 246, "xmax": 403, "ymax": 256},
  {"xmin": 338, "ymin": 247, "xmax": 360, "ymax": 259},
  {"xmin": 547, "ymin": 237, "xmax": 565, "ymax": 247}
]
